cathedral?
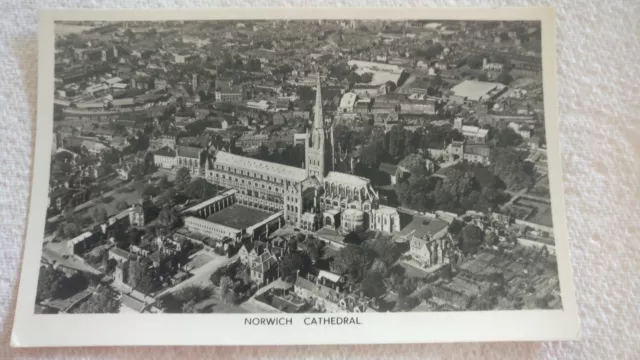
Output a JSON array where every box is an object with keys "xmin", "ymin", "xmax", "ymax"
[{"xmin": 205, "ymin": 74, "xmax": 400, "ymax": 234}]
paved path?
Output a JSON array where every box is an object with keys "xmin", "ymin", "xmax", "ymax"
[
  {"xmin": 158, "ymin": 252, "xmax": 238, "ymax": 297},
  {"xmin": 47, "ymin": 186, "xmax": 120, "ymax": 223},
  {"xmin": 41, "ymin": 247, "xmax": 101, "ymax": 275},
  {"xmin": 47, "ymin": 170, "xmax": 164, "ymax": 223},
  {"xmin": 502, "ymin": 188, "xmax": 529, "ymax": 208}
]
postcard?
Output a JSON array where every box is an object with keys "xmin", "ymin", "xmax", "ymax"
[{"xmin": 11, "ymin": 7, "xmax": 579, "ymax": 347}]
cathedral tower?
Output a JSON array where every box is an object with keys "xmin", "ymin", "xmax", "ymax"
[{"xmin": 305, "ymin": 73, "xmax": 331, "ymax": 182}]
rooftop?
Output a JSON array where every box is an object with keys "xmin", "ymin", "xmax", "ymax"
[
  {"xmin": 214, "ymin": 151, "xmax": 307, "ymax": 182},
  {"xmin": 69, "ymin": 231, "xmax": 94, "ymax": 244},
  {"xmin": 324, "ymin": 171, "xmax": 370, "ymax": 188},
  {"xmin": 339, "ymin": 92, "xmax": 358, "ymax": 109},
  {"xmin": 154, "ymin": 146, "xmax": 176, "ymax": 157},
  {"xmin": 376, "ymin": 205, "xmax": 398, "ymax": 215},
  {"xmin": 251, "ymin": 250, "xmax": 278, "ymax": 274},
  {"xmin": 317, "ymin": 270, "xmax": 342, "ymax": 284},
  {"xmin": 184, "ymin": 189, "xmax": 238, "ymax": 213},
  {"xmin": 177, "ymin": 146, "xmax": 201, "ymax": 159},
  {"xmin": 450, "ymin": 80, "xmax": 506, "ymax": 102},
  {"xmin": 461, "ymin": 125, "xmax": 489, "ymax": 137},
  {"xmin": 205, "ymin": 204, "xmax": 272, "ymax": 230},
  {"xmin": 396, "ymin": 215, "xmax": 449, "ymax": 241},
  {"xmin": 465, "ymin": 144, "xmax": 491, "ymax": 157},
  {"xmin": 109, "ymin": 247, "xmax": 132, "ymax": 259}
]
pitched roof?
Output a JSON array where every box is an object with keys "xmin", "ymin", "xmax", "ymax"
[
  {"xmin": 176, "ymin": 146, "xmax": 201, "ymax": 159},
  {"xmin": 149, "ymin": 250, "xmax": 163, "ymax": 264},
  {"xmin": 109, "ymin": 247, "xmax": 132, "ymax": 259},
  {"xmin": 317, "ymin": 270, "xmax": 342, "ymax": 283},
  {"xmin": 465, "ymin": 144, "xmax": 490, "ymax": 157},
  {"xmin": 294, "ymin": 275, "xmax": 344, "ymax": 302},
  {"xmin": 250, "ymin": 249, "xmax": 277, "ymax": 274},
  {"xmin": 154, "ymin": 146, "xmax": 176, "ymax": 157},
  {"xmin": 135, "ymin": 150, "xmax": 147, "ymax": 159},
  {"xmin": 214, "ymin": 151, "xmax": 307, "ymax": 182},
  {"xmin": 324, "ymin": 171, "xmax": 370, "ymax": 188}
]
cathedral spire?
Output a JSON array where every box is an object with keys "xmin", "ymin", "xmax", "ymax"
[{"xmin": 314, "ymin": 72, "xmax": 323, "ymax": 130}]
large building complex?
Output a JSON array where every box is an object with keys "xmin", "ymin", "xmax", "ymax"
[{"xmin": 202, "ymin": 74, "xmax": 399, "ymax": 234}]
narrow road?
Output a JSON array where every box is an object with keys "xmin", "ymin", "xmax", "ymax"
[
  {"xmin": 502, "ymin": 188, "xmax": 529, "ymax": 207},
  {"xmin": 157, "ymin": 252, "xmax": 238, "ymax": 297},
  {"xmin": 47, "ymin": 187, "xmax": 121, "ymax": 223},
  {"xmin": 41, "ymin": 247, "xmax": 101, "ymax": 275}
]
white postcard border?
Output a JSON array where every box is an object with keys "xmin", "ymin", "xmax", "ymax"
[{"xmin": 11, "ymin": 7, "xmax": 579, "ymax": 347}]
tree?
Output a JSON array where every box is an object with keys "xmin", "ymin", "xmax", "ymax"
[
  {"xmin": 360, "ymin": 72, "xmax": 374, "ymax": 83},
  {"xmin": 366, "ymin": 235, "xmax": 401, "ymax": 266},
  {"xmin": 431, "ymin": 74, "xmax": 443, "ymax": 88},
  {"xmin": 458, "ymin": 224, "xmax": 484, "ymax": 255},
  {"xmin": 279, "ymin": 252, "xmax": 305, "ymax": 282},
  {"xmin": 387, "ymin": 124, "xmax": 406, "ymax": 160},
  {"xmin": 397, "ymin": 154, "xmax": 427, "ymax": 176},
  {"xmin": 486, "ymin": 232, "xmax": 499, "ymax": 246},
  {"xmin": 287, "ymin": 238, "xmax": 298, "ymax": 252},
  {"xmin": 175, "ymin": 285, "xmax": 213, "ymax": 303},
  {"xmin": 466, "ymin": 54, "xmax": 485, "ymax": 69},
  {"xmin": 127, "ymin": 260, "xmax": 156, "ymax": 294},
  {"xmin": 424, "ymin": 42, "xmax": 444, "ymax": 58},
  {"xmin": 331, "ymin": 245, "xmax": 369, "ymax": 284},
  {"xmin": 158, "ymin": 205, "xmax": 182, "ymax": 231},
  {"xmin": 158, "ymin": 175, "xmax": 170, "ymax": 189},
  {"xmin": 448, "ymin": 219, "xmax": 465, "ymax": 236},
  {"xmin": 302, "ymin": 236, "xmax": 323, "ymax": 263},
  {"xmin": 184, "ymin": 178, "xmax": 218, "ymax": 200},
  {"xmin": 58, "ymin": 219, "xmax": 82, "ymax": 238},
  {"xmin": 361, "ymin": 270, "xmax": 386, "ymax": 298},
  {"xmin": 219, "ymin": 276, "xmax": 234, "ymax": 297},
  {"xmin": 343, "ymin": 232, "xmax": 361, "ymax": 245},
  {"xmin": 36, "ymin": 266, "xmax": 65, "ymax": 302},
  {"xmin": 347, "ymin": 71, "xmax": 362, "ymax": 85},
  {"xmin": 175, "ymin": 167, "xmax": 192, "ymax": 191},
  {"xmin": 142, "ymin": 184, "xmax": 160, "ymax": 198},
  {"xmin": 181, "ymin": 299, "xmax": 197, "ymax": 313},
  {"xmin": 396, "ymin": 295, "xmax": 420, "ymax": 311},
  {"xmin": 210, "ymin": 270, "xmax": 222, "ymax": 286},
  {"xmin": 242, "ymin": 266, "xmax": 251, "ymax": 285},
  {"xmin": 489, "ymin": 148, "xmax": 536, "ymax": 191},
  {"xmin": 224, "ymin": 290, "xmax": 238, "ymax": 304},
  {"xmin": 495, "ymin": 127, "xmax": 523, "ymax": 147},
  {"xmin": 115, "ymin": 200, "xmax": 129, "ymax": 211},
  {"xmin": 496, "ymin": 71, "xmax": 514, "ymax": 85},
  {"xmin": 75, "ymin": 288, "xmax": 121, "ymax": 314},
  {"xmin": 124, "ymin": 28, "xmax": 134, "ymax": 39}
]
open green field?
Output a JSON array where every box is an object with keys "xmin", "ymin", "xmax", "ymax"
[{"xmin": 514, "ymin": 198, "xmax": 553, "ymax": 227}]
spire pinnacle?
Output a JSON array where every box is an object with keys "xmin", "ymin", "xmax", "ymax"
[{"xmin": 314, "ymin": 72, "xmax": 323, "ymax": 130}]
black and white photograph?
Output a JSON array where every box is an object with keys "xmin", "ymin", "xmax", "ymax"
[{"xmin": 12, "ymin": 7, "xmax": 579, "ymax": 347}]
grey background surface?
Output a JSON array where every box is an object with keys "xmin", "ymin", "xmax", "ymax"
[{"xmin": 1, "ymin": 1, "xmax": 639, "ymax": 358}]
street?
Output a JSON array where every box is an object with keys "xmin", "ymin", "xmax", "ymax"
[
  {"xmin": 41, "ymin": 247, "xmax": 101, "ymax": 275},
  {"xmin": 157, "ymin": 251, "xmax": 238, "ymax": 297}
]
